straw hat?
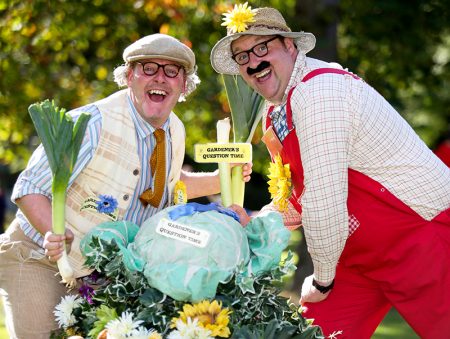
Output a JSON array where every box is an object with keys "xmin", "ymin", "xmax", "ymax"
[
  {"xmin": 123, "ymin": 33, "xmax": 196, "ymax": 75},
  {"xmin": 211, "ymin": 7, "xmax": 316, "ymax": 75}
]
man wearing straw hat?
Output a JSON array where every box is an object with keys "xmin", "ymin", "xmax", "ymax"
[
  {"xmin": 0, "ymin": 33, "xmax": 251, "ymax": 338},
  {"xmin": 212, "ymin": 4, "xmax": 450, "ymax": 338}
]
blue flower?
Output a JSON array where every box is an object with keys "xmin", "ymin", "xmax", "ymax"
[{"xmin": 96, "ymin": 195, "xmax": 118, "ymax": 214}]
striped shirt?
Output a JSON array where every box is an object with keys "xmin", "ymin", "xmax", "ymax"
[
  {"xmin": 267, "ymin": 53, "xmax": 450, "ymax": 282},
  {"xmin": 12, "ymin": 94, "xmax": 173, "ymax": 246}
]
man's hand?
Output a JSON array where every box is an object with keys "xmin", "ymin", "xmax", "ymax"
[
  {"xmin": 43, "ymin": 229, "xmax": 74, "ymax": 262},
  {"xmin": 242, "ymin": 162, "xmax": 253, "ymax": 182},
  {"xmin": 232, "ymin": 162, "xmax": 253, "ymax": 182},
  {"xmin": 299, "ymin": 275, "xmax": 332, "ymax": 305}
]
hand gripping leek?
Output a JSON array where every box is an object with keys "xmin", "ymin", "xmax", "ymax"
[
  {"xmin": 222, "ymin": 74, "xmax": 263, "ymax": 207},
  {"xmin": 28, "ymin": 100, "xmax": 91, "ymax": 288}
]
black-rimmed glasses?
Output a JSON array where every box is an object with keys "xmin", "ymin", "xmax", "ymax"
[
  {"xmin": 136, "ymin": 61, "xmax": 182, "ymax": 78},
  {"xmin": 232, "ymin": 36, "xmax": 279, "ymax": 66}
]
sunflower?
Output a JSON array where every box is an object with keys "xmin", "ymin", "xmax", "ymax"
[
  {"xmin": 267, "ymin": 154, "xmax": 292, "ymax": 212},
  {"xmin": 171, "ymin": 300, "xmax": 231, "ymax": 338},
  {"xmin": 221, "ymin": 2, "xmax": 256, "ymax": 33}
]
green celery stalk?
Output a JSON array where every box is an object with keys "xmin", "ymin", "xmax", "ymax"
[
  {"xmin": 28, "ymin": 99, "xmax": 91, "ymax": 288},
  {"xmin": 222, "ymin": 74, "xmax": 264, "ymax": 207},
  {"xmin": 217, "ymin": 118, "xmax": 232, "ymax": 207}
]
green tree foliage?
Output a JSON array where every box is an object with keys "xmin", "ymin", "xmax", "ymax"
[
  {"xmin": 0, "ymin": 0, "xmax": 448, "ymax": 175},
  {"xmin": 339, "ymin": 0, "xmax": 450, "ymax": 146},
  {"xmin": 1, "ymin": 0, "xmax": 141, "ymax": 171},
  {"xmin": 0, "ymin": 0, "xmax": 281, "ymax": 174}
]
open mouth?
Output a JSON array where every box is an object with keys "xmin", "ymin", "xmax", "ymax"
[
  {"xmin": 147, "ymin": 89, "xmax": 167, "ymax": 102},
  {"xmin": 255, "ymin": 69, "xmax": 271, "ymax": 80}
]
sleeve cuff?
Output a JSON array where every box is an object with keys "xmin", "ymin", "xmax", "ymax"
[
  {"xmin": 11, "ymin": 179, "xmax": 51, "ymax": 202},
  {"xmin": 312, "ymin": 260, "xmax": 337, "ymax": 285}
]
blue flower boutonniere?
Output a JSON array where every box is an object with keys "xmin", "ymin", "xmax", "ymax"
[
  {"xmin": 80, "ymin": 194, "xmax": 119, "ymax": 221},
  {"xmin": 96, "ymin": 195, "xmax": 118, "ymax": 214}
]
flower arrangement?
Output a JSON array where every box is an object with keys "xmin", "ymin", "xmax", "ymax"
[
  {"xmin": 268, "ymin": 154, "xmax": 292, "ymax": 212},
  {"xmin": 221, "ymin": 2, "xmax": 256, "ymax": 34},
  {"xmin": 51, "ymin": 236, "xmax": 323, "ymax": 339}
]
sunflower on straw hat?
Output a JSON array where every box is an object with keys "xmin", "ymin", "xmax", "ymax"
[{"xmin": 211, "ymin": 3, "xmax": 316, "ymax": 75}]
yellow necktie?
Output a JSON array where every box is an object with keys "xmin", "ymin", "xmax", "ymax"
[{"xmin": 139, "ymin": 129, "xmax": 166, "ymax": 208}]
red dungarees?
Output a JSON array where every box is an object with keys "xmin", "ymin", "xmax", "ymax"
[{"xmin": 265, "ymin": 68, "xmax": 450, "ymax": 338}]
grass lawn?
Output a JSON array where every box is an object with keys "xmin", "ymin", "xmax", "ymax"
[
  {"xmin": 0, "ymin": 300, "xmax": 7, "ymax": 339},
  {"xmin": 373, "ymin": 308, "xmax": 419, "ymax": 338},
  {"xmin": 0, "ymin": 298, "xmax": 418, "ymax": 339}
]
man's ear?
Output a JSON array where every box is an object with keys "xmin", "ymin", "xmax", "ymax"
[
  {"xmin": 182, "ymin": 75, "xmax": 187, "ymax": 94},
  {"xmin": 285, "ymin": 38, "xmax": 297, "ymax": 53},
  {"xmin": 283, "ymin": 38, "xmax": 299, "ymax": 61},
  {"xmin": 126, "ymin": 66, "xmax": 133, "ymax": 86}
]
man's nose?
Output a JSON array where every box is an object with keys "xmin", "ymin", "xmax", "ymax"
[
  {"xmin": 153, "ymin": 67, "xmax": 166, "ymax": 81},
  {"xmin": 248, "ymin": 51, "xmax": 264, "ymax": 66}
]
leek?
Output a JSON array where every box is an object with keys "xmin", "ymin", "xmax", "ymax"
[
  {"xmin": 216, "ymin": 118, "xmax": 233, "ymax": 207},
  {"xmin": 28, "ymin": 100, "xmax": 91, "ymax": 288},
  {"xmin": 222, "ymin": 74, "xmax": 264, "ymax": 207}
]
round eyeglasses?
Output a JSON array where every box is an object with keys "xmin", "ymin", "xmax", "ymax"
[
  {"xmin": 137, "ymin": 61, "xmax": 182, "ymax": 78},
  {"xmin": 232, "ymin": 36, "xmax": 279, "ymax": 66}
]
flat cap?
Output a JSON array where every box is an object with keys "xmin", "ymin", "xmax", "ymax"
[{"xmin": 123, "ymin": 33, "xmax": 196, "ymax": 75}]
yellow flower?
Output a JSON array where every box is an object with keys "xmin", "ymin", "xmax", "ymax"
[
  {"xmin": 267, "ymin": 154, "xmax": 292, "ymax": 212},
  {"xmin": 173, "ymin": 180, "xmax": 187, "ymax": 204},
  {"xmin": 221, "ymin": 2, "xmax": 256, "ymax": 33},
  {"xmin": 171, "ymin": 300, "xmax": 232, "ymax": 337},
  {"xmin": 149, "ymin": 332, "xmax": 163, "ymax": 339}
]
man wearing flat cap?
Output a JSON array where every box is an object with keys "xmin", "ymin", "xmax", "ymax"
[
  {"xmin": 212, "ymin": 5, "xmax": 450, "ymax": 338},
  {"xmin": 0, "ymin": 33, "xmax": 251, "ymax": 338}
]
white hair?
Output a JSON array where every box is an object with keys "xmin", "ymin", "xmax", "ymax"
[{"xmin": 113, "ymin": 63, "xmax": 200, "ymax": 102}]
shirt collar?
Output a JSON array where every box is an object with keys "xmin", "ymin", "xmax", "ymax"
[{"xmin": 127, "ymin": 93, "xmax": 171, "ymax": 139}]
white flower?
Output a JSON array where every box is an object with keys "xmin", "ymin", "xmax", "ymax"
[
  {"xmin": 167, "ymin": 318, "xmax": 214, "ymax": 339},
  {"xmin": 54, "ymin": 295, "xmax": 83, "ymax": 329},
  {"xmin": 105, "ymin": 311, "xmax": 143, "ymax": 339},
  {"xmin": 128, "ymin": 326, "xmax": 160, "ymax": 339}
]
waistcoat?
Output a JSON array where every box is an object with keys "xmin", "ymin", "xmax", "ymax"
[{"xmin": 64, "ymin": 89, "xmax": 185, "ymax": 277}]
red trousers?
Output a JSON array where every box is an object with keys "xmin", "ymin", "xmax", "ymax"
[{"xmin": 303, "ymin": 172, "xmax": 450, "ymax": 338}]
